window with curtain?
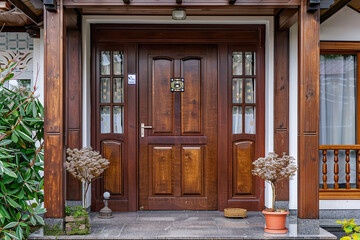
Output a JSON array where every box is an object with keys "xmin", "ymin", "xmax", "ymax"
[{"xmin": 319, "ymin": 53, "xmax": 358, "ymax": 188}]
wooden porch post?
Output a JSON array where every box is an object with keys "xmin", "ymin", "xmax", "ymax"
[
  {"xmin": 297, "ymin": 0, "xmax": 320, "ymax": 219},
  {"xmin": 44, "ymin": 0, "xmax": 66, "ymax": 219}
]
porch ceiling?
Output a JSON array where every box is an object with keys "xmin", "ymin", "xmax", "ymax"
[{"xmin": 0, "ymin": 0, "xmax": 43, "ymax": 31}]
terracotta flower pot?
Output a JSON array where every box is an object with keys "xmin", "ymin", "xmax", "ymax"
[{"xmin": 262, "ymin": 210, "xmax": 289, "ymax": 234}]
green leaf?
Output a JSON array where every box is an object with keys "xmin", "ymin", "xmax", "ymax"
[
  {"xmin": 18, "ymin": 189, "xmax": 25, "ymax": 199},
  {"xmin": 0, "ymin": 139, "xmax": 12, "ymax": 146},
  {"xmin": 340, "ymin": 237, "xmax": 352, "ymax": 240},
  {"xmin": 16, "ymin": 225, "xmax": 23, "ymax": 240},
  {"xmin": 344, "ymin": 227, "xmax": 353, "ymax": 234},
  {"xmin": 16, "ymin": 130, "xmax": 34, "ymax": 143},
  {"xmin": 32, "ymin": 101, "xmax": 37, "ymax": 117},
  {"xmin": 6, "ymin": 196, "xmax": 22, "ymax": 209},
  {"xmin": 29, "ymin": 216, "xmax": 36, "ymax": 226},
  {"xmin": 4, "ymin": 167, "xmax": 17, "ymax": 178},
  {"xmin": 3, "ymin": 221, "xmax": 18, "ymax": 229},
  {"xmin": 3, "ymin": 73, "xmax": 14, "ymax": 82},
  {"xmin": 11, "ymin": 132, "xmax": 18, "ymax": 143},
  {"xmin": 0, "ymin": 205, "xmax": 11, "ymax": 219},
  {"xmin": 35, "ymin": 208, "xmax": 47, "ymax": 215},
  {"xmin": 34, "ymin": 214, "xmax": 45, "ymax": 225},
  {"xmin": 4, "ymin": 231, "xmax": 19, "ymax": 240}
]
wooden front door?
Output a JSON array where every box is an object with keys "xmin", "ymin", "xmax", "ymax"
[{"xmin": 138, "ymin": 44, "xmax": 218, "ymax": 210}]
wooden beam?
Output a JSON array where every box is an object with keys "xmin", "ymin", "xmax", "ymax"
[
  {"xmin": 65, "ymin": 8, "xmax": 82, "ymax": 201},
  {"xmin": 44, "ymin": 0, "xmax": 65, "ymax": 219},
  {"xmin": 298, "ymin": 0, "xmax": 320, "ymax": 219},
  {"xmin": 321, "ymin": 0, "xmax": 353, "ymax": 23},
  {"xmin": 63, "ymin": 0, "xmax": 301, "ymax": 7},
  {"xmin": 8, "ymin": 0, "xmax": 40, "ymax": 24},
  {"xmin": 278, "ymin": 8, "xmax": 298, "ymax": 30},
  {"xmin": 274, "ymin": 15, "xmax": 290, "ymax": 201}
]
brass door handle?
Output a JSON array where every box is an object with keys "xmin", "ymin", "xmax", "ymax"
[{"xmin": 141, "ymin": 123, "xmax": 153, "ymax": 137}]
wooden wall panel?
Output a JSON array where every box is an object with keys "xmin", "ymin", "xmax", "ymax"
[
  {"xmin": 274, "ymin": 14, "xmax": 290, "ymax": 201},
  {"xmin": 298, "ymin": 0, "xmax": 320, "ymax": 219},
  {"xmin": 232, "ymin": 141, "xmax": 254, "ymax": 196},
  {"xmin": 44, "ymin": 1, "xmax": 65, "ymax": 219},
  {"xmin": 102, "ymin": 141, "xmax": 123, "ymax": 195},
  {"xmin": 181, "ymin": 146, "xmax": 203, "ymax": 195},
  {"xmin": 65, "ymin": 9, "xmax": 82, "ymax": 201},
  {"xmin": 152, "ymin": 58, "xmax": 174, "ymax": 134},
  {"xmin": 152, "ymin": 146, "xmax": 173, "ymax": 195},
  {"xmin": 181, "ymin": 58, "xmax": 201, "ymax": 134}
]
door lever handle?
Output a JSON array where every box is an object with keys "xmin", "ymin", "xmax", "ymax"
[{"xmin": 141, "ymin": 123, "xmax": 153, "ymax": 137}]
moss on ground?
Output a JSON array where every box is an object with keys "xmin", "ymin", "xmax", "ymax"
[{"xmin": 44, "ymin": 223, "xmax": 65, "ymax": 236}]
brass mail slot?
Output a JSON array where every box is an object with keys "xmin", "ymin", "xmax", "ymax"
[{"xmin": 170, "ymin": 78, "xmax": 184, "ymax": 92}]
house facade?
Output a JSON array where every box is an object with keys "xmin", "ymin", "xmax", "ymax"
[{"xmin": 2, "ymin": 0, "xmax": 360, "ymax": 224}]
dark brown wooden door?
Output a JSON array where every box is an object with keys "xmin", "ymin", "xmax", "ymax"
[{"xmin": 138, "ymin": 44, "xmax": 218, "ymax": 210}]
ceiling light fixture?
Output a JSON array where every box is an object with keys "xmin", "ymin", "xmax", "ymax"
[{"xmin": 172, "ymin": 9, "xmax": 186, "ymax": 20}]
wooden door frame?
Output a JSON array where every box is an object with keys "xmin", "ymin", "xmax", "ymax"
[{"xmin": 91, "ymin": 24, "xmax": 265, "ymax": 211}]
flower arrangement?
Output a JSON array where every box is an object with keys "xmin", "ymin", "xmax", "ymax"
[
  {"xmin": 252, "ymin": 152, "xmax": 297, "ymax": 211},
  {"xmin": 65, "ymin": 147, "xmax": 110, "ymax": 207}
]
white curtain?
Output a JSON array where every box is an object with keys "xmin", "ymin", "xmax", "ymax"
[{"xmin": 319, "ymin": 54, "xmax": 357, "ymax": 186}]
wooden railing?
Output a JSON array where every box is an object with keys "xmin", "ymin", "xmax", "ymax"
[{"xmin": 319, "ymin": 145, "xmax": 360, "ymax": 199}]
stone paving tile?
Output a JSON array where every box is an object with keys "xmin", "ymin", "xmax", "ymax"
[{"xmin": 29, "ymin": 211, "xmax": 337, "ymax": 239}]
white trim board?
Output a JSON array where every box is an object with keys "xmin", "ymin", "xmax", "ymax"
[{"xmin": 81, "ymin": 15, "xmax": 275, "ymax": 209}]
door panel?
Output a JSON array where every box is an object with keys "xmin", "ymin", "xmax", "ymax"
[
  {"xmin": 139, "ymin": 44, "xmax": 218, "ymax": 210},
  {"xmin": 151, "ymin": 146, "xmax": 174, "ymax": 195},
  {"xmin": 102, "ymin": 140, "xmax": 123, "ymax": 195},
  {"xmin": 181, "ymin": 58, "xmax": 201, "ymax": 134},
  {"xmin": 152, "ymin": 58, "xmax": 175, "ymax": 135},
  {"xmin": 181, "ymin": 146, "xmax": 204, "ymax": 195},
  {"xmin": 232, "ymin": 141, "xmax": 254, "ymax": 196}
]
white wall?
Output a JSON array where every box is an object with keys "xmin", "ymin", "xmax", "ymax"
[
  {"xmin": 33, "ymin": 30, "xmax": 44, "ymax": 104},
  {"xmin": 320, "ymin": 6, "xmax": 360, "ymax": 41},
  {"xmin": 318, "ymin": 6, "xmax": 360, "ymax": 210},
  {"xmin": 289, "ymin": 23, "xmax": 298, "ymax": 210}
]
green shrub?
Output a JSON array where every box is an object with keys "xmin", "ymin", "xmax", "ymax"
[
  {"xmin": 65, "ymin": 206, "xmax": 88, "ymax": 218},
  {"xmin": 0, "ymin": 54, "xmax": 46, "ymax": 240},
  {"xmin": 337, "ymin": 219, "xmax": 360, "ymax": 240}
]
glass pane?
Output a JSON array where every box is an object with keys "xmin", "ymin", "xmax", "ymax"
[
  {"xmin": 245, "ymin": 106, "xmax": 256, "ymax": 134},
  {"xmin": 319, "ymin": 54, "xmax": 357, "ymax": 145},
  {"xmin": 100, "ymin": 51, "xmax": 111, "ymax": 75},
  {"xmin": 113, "ymin": 51, "xmax": 124, "ymax": 75},
  {"xmin": 245, "ymin": 52, "xmax": 256, "ymax": 75},
  {"xmin": 100, "ymin": 78, "xmax": 111, "ymax": 103},
  {"xmin": 113, "ymin": 77, "xmax": 124, "ymax": 103},
  {"xmin": 100, "ymin": 106, "xmax": 111, "ymax": 133},
  {"xmin": 245, "ymin": 78, "xmax": 255, "ymax": 103},
  {"xmin": 113, "ymin": 106, "xmax": 124, "ymax": 134},
  {"xmin": 232, "ymin": 78, "xmax": 243, "ymax": 103},
  {"xmin": 232, "ymin": 52, "xmax": 242, "ymax": 75},
  {"xmin": 232, "ymin": 106, "xmax": 242, "ymax": 134}
]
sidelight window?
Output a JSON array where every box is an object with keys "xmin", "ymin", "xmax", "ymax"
[
  {"xmin": 99, "ymin": 50, "xmax": 124, "ymax": 134},
  {"xmin": 232, "ymin": 51, "xmax": 256, "ymax": 135}
]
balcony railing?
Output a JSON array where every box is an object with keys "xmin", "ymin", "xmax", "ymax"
[{"xmin": 319, "ymin": 145, "xmax": 360, "ymax": 199}]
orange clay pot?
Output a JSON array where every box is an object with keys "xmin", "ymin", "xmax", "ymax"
[{"xmin": 262, "ymin": 210, "xmax": 289, "ymax": 234}]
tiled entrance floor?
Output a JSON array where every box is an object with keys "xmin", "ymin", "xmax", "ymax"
[{"xmin": 29, "ymin": 211, "xmax": 337, "ymax": 239}]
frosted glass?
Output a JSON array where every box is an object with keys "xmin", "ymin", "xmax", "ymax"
[{"xmin": 232, "ymin": 106, "xmax": 242, "ymax": 134}]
